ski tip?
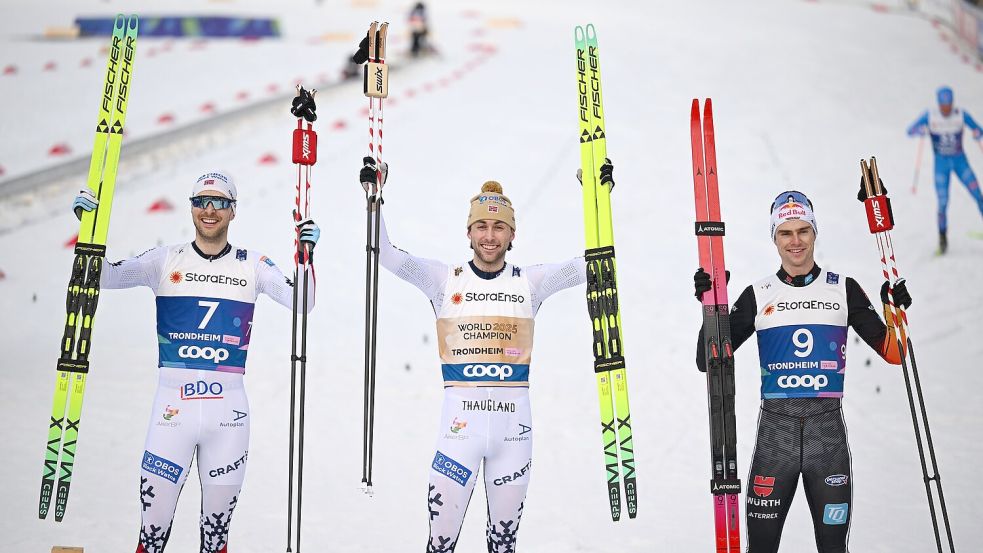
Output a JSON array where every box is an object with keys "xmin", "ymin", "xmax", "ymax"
[
  {"xmin": 691, "ymin": 99, "xmax": 700, "ymax": 117},
  {"xmin": 127, "ymin": 14, "xmax": 139, "ymax": 31},
  {"xmin": 574, "ymin": 26, "xmax": 585, "ymax": 40},
  {"xmin": 585, "ymin": 23, "xmax": 597, "ymax": 39},
  {"xmin": 704, "ymin": 98, "xmax": 713, "ymax": 115}
]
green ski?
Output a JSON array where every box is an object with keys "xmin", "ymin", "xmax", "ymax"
[
  {"xmin": 40, "ymin": 14, "xmax": 138, "ymax": 522},
  {"xmin": 575, "ymin": 23, "xmax": 636, "ymax": 522}
]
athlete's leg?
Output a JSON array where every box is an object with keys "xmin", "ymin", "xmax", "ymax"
[
  {"xmin": 196, "ymin": 374, "xmax": 250, "ymax": 553},
  {"xmin": 934, "ymin": 155, "xmax": 954, "ymax": 234},
  {"xmin": 802, "ymin": 409, "xmax": 852, "ymax": 553},
  {"xmin": 745, "ymin": 409, "xmax": 801, "ymax": 553},
  {"xmin": 483, "ymin": 390, "xmax": 532, "ymax": 553},
  {"xmin": 952, "ymin": 154, "xmax": 983, "ymax": 218},
  {"xmin": 427, "ymin": 390, "xmax": 484, "ymax": 553},
  {"xmin": 136, "ymin": 370, "xmax": 199, "ymax": 553}
]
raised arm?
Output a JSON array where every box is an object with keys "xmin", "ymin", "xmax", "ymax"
[
  {"xmin": 523, "ymin": 257, "xmax": 588, "ymax": 315},
  {"xmin": 101, "ymin": 246, "xmax": 168, "ymax": 292}
]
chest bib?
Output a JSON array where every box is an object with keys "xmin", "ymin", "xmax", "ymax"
[
  {"xmin": 155, "ymin": 245, "xmax": 258, "ymax": 373},
  {"xmin": 753, "ymin": 270, "xmax": 848, "ymax": 399},
  {"xmin": 436, "ymin": 264, "xmax": 534, "ymax": 387},
  {"xmin": 928, "ymin": 108, "xmax": 966, "ymax": 156}
]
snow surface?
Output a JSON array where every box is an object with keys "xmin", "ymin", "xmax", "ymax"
[{"xmin": 2, "ymin": 0, "xmax": 982, "ymax": 551}]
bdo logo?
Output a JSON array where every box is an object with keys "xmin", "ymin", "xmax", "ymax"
[
  {"xmin": 178, "ymin": 345, "xmax": 229, "ymax": 364},
  {"xmin": 462, "ymin": 364, "xmax": 513, "ymax": 380},
  {"xmin": 777, "ymin": 374, "xmax": 828, "ymax": 390},
  {"xmin": 181, "ymin": 380, "xmax": 224, "ymax": 400}
]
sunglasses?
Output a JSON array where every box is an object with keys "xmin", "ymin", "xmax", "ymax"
[
  {"xmin": 770, "ymin": 190, "xmax": 813, "ymax": 213},
  {"xmin": 190, "ymin": 196, "xmax": 236, "ymax": 210}
]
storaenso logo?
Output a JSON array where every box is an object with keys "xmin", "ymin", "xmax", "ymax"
[
  {"xmin": 179, "ymin": 346, "xmax": 229, "ymax": 364},
  {"xmin": 774, "ymin": 300, "xmax": 840, "ymax": 312},
  {"xmin": 463, "ymin": 364, "xmax": 513, "ymax": 380},
  {"xmin": 182, "ymin": 272, "xmax": 248, "ymax": 287},
  {"xmin": 777, "ymin": 374, "xmax": 828, "ymax": 390},
  {"xmin": 464, "ymin": 292, "xmax": 525, "ymax": 303}
]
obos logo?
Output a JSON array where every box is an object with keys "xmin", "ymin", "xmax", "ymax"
[
  {"xmin": 463, "ymin": 364, "xmax": 513, "ymax": 380},
  {"xmin": 181, "ymin": 380, "xmax": 224, "ymax": 400},
  {"xmin": 777, "ymin": 374, "xmax": 828, "ymax": 390},
  {"xmin": 178, "ymin": 345, "xmax": 229, "ymax": 364}
]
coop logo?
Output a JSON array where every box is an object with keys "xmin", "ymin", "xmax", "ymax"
[
  {"xmin": 178, "ymin": 345, "xmax": 229, "ymax": 364},
  {"xmin": 142, "ymin": 450, "xmax": 184, "ymax": 484},
  {"xmin": 432, "ymin": 451, "xmax": 472, "ymax": 487},
  {"xmin": 777, "ymin": 374, "xmax": 828, "ymax": 390},
  {"xmin": 823, "ymin": 503, "xmax": 849, "ymax": 525},
  {"xmin": 463, "ymin": 364, "xmax": 513, "ymax": 380},
  {"xmin": 825, "ymin": 474, "xmax": 849, "ymax": 487},
  {"xmin": 181, "ymin": 380, "xmax": 224, "ymax": 400}
]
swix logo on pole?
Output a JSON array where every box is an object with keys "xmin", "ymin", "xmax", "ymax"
[
  {"xmin": 292, "ymin": 128, "xmax": 317, "ymax": 165},
  {"xmin": 864, "ymin": 196, "xmax": 894, "ymax": 233}
]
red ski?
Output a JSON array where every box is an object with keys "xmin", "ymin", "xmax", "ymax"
[{"xmin": 691, "ymin": 98, "xmax": 741, "ymax": 553}]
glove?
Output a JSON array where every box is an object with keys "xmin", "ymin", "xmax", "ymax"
[
  {"xmin": 974, "ymin": 128, "xmax": 982, "ymax": 141},
  {"xmin": 575, "ymin": 158, "xmax": 615, "ymax": 190},
  {"xmin": 73, "ymin": 189, "xmax": 98, "ymax": 220},
  {"xmin": 857, "ymin": 176, "xmax": 887, "ymax": 202},
  {"xmin": 880, "ymin": 278, "xmax": 912, "ymax": 309},
  {"xmin": 296, "ymin": 217, "xmax": 320, "ymax": 250},
  {"xmin": 693, "ymin": 268, "xmax": 730, "ymax": 300},
  {"xmin": 359, "ymin": 156, "xmax": 389, "ymax": 193}
]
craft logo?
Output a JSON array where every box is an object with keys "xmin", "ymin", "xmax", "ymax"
[
  {"xmin": 449, "ymin": 417, "xmax": 467, "ymax": 434},
  {"xmin": 208, "ymin": 451, "xmax": 248, "ymax": 478},
  {"xmin": 493, "ymin": 459, "xmax": 532, "ymax": 486},
  {"xmin": 825, "ymin": 474, "xmax": 849, "ymax": 487},
  {"xmin": 162, "ymin": 405, "xmax": 179, "ymax": 420},
  {"xmin": 451, "ymin": 293, "xmax": 463, "ymax": 305},
  {"xmin": 753, "ymin": 475, "xmax": 775, "ymax": 497},
  {"xmin": 169, "ymin": 271, "xmax": 183, "ymax": 284},
  {"xmin": 823, "ymin": 503, "xmax": 849, "ymax": 525}
]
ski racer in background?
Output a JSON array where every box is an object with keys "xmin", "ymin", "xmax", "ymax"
[
  {"xmin": 692, "ymin": 190, "xmax": 912, "ymax": 553},
  {"xmin": 73, "ymin": 171, "xmax": 319, "ymax": 553},
  {"xmin": 907, "ymin": 85, "xmax": 983, "ymax": 253},
  {"xmin": 358, "ymin": 157, "xmax": 603, "ymax": 552}
]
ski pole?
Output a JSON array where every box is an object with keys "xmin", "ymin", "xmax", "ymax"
[{"xmin": 286, "ymin": 84, "xmax": 317, "ymax": 553}]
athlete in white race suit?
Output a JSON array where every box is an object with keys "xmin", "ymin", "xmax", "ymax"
[
  {"xmin": 360, "ymin": 158, "xmax": 595, "ymax": 552},
  {"xmin": 73, "ymin": 171, "xmax": 319, "ymax": 553}
]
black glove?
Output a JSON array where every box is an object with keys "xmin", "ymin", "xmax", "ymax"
[
  {"xmin": 857, "ymin": 176, "xmax": 887, "ymax": 202},
  {"xmin": 352, "ymin": 34, "xmax": 370, "ymax": 64},
  {"xmin": 693, "ymin": 268, "xmax": 730, "ymax": 300},
  {"xmin": 575, "ymin": 158, "xmax": 615, "ymax": 190},
  {"xmin": 290, "ymin": 86, "xmax": 317, "ymax": 122},
  {"xmin": 599, "ymin": 158, "xmax": 614, "ymax": 189},
  {"xmin": 360, "ymin": 156, "xmax": 389, "ymax": 192},
  {"xmin": 880, "ymin": 278, "xmax": 912, "ymax": 309}
]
